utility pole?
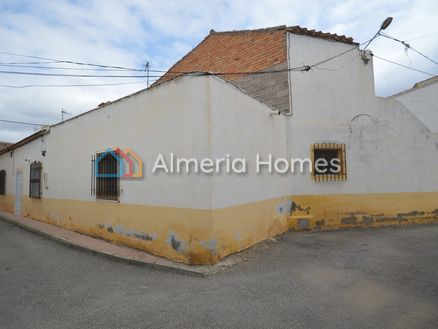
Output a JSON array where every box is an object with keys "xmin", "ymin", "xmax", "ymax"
[{"xmin": 61, "ymin": 109, "xmax": 72, "ymax": 122}]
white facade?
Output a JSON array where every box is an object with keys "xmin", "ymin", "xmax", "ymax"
[
  {"xmin": 390, "ymin": 77, "xmax": 438, "ymax": 133},
  {"xmin": 1, "ymin": 32, "xmax": 437, "ymax": 263},
  {"xmin": 286, "ymin": 32, "xmax": 438, "ymax": 195}
]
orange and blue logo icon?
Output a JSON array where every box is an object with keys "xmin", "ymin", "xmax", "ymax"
[{"xmin": 95, "ymin": 147, "xmax": 143, "ymax": 178}]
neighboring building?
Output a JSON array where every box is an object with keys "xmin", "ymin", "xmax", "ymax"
[
  {"xmin": 0, "ymin": 25, "xmax": 437, "ymax": 264},
  {"xmin": 389, "ymin": 76, "xmax": 438, "ymax": 133},
  {"xmin": 0, "ymin": 141, "xmax": 12, "ymax": 151}
]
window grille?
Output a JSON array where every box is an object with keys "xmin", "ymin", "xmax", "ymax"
[
  {"xmin": 92, "ymin": 151, "xmax": 120, "ymax": 200},
  {"xmin": 0, "ymin": 169, "xmax": 5, "ymax": 195},
  {"xmin": 29, "ymin": 161, "xmax": 42, "ymax": 198},
  {"xmin": 311, "ymin": 143, "xmax": 347, "ymax": 182}
]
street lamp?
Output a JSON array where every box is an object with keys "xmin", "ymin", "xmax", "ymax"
[
  {"xmin": 380, "ymin": 17, "xmax": 393, "ymax": 31},
  {"xmin": 362, "ymin": 16, "xmax": 393, "ymax": 51}
]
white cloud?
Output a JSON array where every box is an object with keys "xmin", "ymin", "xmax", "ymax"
[{"xmin": 0, "ymin": 0, "xmax": 437, "ymax": 142}]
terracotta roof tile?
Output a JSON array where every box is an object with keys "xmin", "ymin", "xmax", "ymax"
[
  {"xmin": 153, "ymin": 25, "xmax": 356, "ymax": 86},
  {"xmin": 286, "ymin": 25, "xmax": 356, "ymax": 44}
]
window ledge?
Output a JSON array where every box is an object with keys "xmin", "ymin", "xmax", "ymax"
[{"xmin": 95, "ymin": 198, "xmax": 120, "ymax": 204}]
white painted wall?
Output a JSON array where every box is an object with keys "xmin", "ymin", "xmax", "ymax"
[
  {"xmin": 0, "ymin": 137, "xmax": 46, "ymax": 202},
  {"xmin": 0, "ymin": 76, "xmax": 214, "ymax": 209},
  {"xmin": 0, "ymin": 75, "xmax": 290, "ymax": 211},
  {"xmin": 1, "ymin": 36, "xmax": 437, "ymax": 213},
  {"xmin": 209, "ymin": 78, "xmax": 288, "ymax": 209},
  {"xmin": 287, "ymin": 33, "xmax": 438, "ymax": 195},
  {"xmin": 391, "ymin": 80, "xmax": 438, "ymax": 133}
]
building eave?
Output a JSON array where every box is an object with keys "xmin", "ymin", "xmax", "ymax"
[{"xmin": 0, "ymin": 128, "xmax": 49, "ymax": 157}]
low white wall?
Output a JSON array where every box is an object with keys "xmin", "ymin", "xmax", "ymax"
[{"xmin": 391, "ymin": 81, "xmax": 438, "ymax": 133}]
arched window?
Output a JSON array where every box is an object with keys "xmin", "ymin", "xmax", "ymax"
[
  {"xmin": 92, "ymin": 151, "xmax": 120, "ymax": 201},
  {"xmin": 29, "ymin": 161, "xmax": 42, "ymax": 198}
]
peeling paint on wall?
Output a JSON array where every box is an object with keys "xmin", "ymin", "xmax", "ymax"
[
  {"xmin": 277, "ymin": 199, "xmax": 292, "ymax": 215},
  {"xmin": 168, "ymin": 233, "xmax": 184, "ymax": 252},
  {"xmin": 97, "ymin": 223, "xmax": 155, "ymax": 241}
]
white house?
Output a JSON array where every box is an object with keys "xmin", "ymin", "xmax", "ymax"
[{"xmin": 1, "ymin": 26, "xmax": 437, "ymax": 264}]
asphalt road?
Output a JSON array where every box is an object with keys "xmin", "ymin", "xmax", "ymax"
[{"xmin": 1, "ymin": 220, "xmax": 437, "ymax": 329}]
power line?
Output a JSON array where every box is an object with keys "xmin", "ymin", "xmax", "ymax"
[
  {"xmin": 0, "ymin": 80, "xmax": 155, "ymax": 88},
  {"xmin": 406, "ymin": 32, "xmax": 438, "ymax": 41},
  {"xmin": 310, "ymin": 43, "xmax": 364, "ymax": 70},
  {"xmin": 372, "ymin": 54, "xmax": 437, "ymax": 77},
  {"xmin": 0, "ymin": 69, "xmax": 166, "ymax": 78},
  {"xmin": 0, "ymin": 51, "xmax": 147, "ymax": 72},
  {"xmin": 1, "ymin": 35, "xmax": 422, "ymax": 85},
  {"xmin": 0, "ymin": 41, "xmax": 367, "ymax": 78},
  {"xmin": 0, "ymin": 119, "xmax": 48, "ymax": 126},
  {"xmin": 3, "ymin": 60, "xmax": 433, "ymax": 126},
  {"xmin": 0, "ymin": 61, "xmax": 58, "ymax": 65},
  {"xmin": 379, "ymin": 32, "xmax": 438, "ymax": 66},
  {"xmin": 0, "ymin": 36, "xmax": 384, "ymax": 84},
  {"xmin": 0, "ymin": 63, "xmax": 158, "ymax": 72},
  {"xmin": 313, "ymin": 54, "xmax": 360, "ymax": 71}
]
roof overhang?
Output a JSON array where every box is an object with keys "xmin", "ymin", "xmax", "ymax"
[{"xmin": 0, "ymin": 127, "xmax": 49, "ymax": 156}]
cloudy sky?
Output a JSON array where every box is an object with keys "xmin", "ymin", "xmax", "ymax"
[{"xmin": 0, "ymin": 0, "xmax": 437, "ymax": 142}]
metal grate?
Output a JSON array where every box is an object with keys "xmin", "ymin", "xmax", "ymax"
[
  {"xmin": 311, "ymin": 143, "xmax": 347, "ymax": 182},
  {"xmin": 29, "ymin": 161, "xmax": 42, "ymax": 198},
  {"xmin": 92, "ymin": 151, "xmax": 120, "ymax": 200},
  {"xmin": 0, "ymin": 169, "xmax": 5, "ymax": 195},
  {"xmin": 91, "ymin": 154, "xmax": 96, "ymax": 196}
]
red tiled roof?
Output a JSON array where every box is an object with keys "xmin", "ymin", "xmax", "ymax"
[
  {"xmin": 213, "ymin": 25, "xmax": 356, "ymax": 44},
  {"xmin": 153, "ymin": 25, "xmax": 356, "ymax": 86}
]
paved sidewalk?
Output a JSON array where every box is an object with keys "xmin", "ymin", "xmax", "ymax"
[{"xmin": 0, "ymin": 210, "xmax": 234, "ymax": 276}]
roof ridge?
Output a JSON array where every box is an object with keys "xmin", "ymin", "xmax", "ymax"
[
  {"xmin": 208, "ymin": 24, "xmax": 356, "ymax": 44},
  {"xmin": 286, "ymin": 25, "xmax": 356, "ymax": 44},
  {"xmin": 209, "ymin": 25, "xmax": 287, "ymax": 35}
]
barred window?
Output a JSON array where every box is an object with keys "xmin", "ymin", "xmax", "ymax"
[
  {"xmin": 29, "ymin": 161, "xmax": 42, "ymax": 198},
  {"xmin": 92, "ymin": 151, "xmax": 120, "ymax": 201},
  {"xmin": 311, "ymin": 143, "xmax": 346, "ymax": 182},
  {"xmin": 0, "ymin": 169, "xmax": 5, "ymax": 195}
]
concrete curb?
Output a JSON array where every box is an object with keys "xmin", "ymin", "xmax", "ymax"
[{"xmin": 0, "ymin": 213, "xmax": 222, "ymax": 277}]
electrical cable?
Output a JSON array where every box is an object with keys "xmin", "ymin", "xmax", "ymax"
[
  {"xmin": 0, "ymin": 80, "xmax": 155, "ymax": 88},
  {"xmin": 0, "ymin": 70, "xmax": 167, "ymax": 78},
  {"xmin": 372, "ymin": 54, "xmax": 437, "ymax": 77},
  {"xmin": 379, "ymin": 32, "xmax": 438, "ymax": 66},
  {"xmin": 0, "ymin": 51, "xmax": 147, "ymax": 72},
  {"xmin": 406, "ymin": 32, "xmax": 438, "ymax": 41},
  {"xmin": 0, "ymin": 40, "xmax": 369, "ymax": 78},
  {"xmin": 0, "ymin": 119, "xmax": 47, "ymax": 126},
  {"xmin": 0, "ymin": 63, "xmax": 161, "ymax": 72}
]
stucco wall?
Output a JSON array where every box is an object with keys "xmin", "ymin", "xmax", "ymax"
[
  {"xmin": 1, "ymin": 35, "xmax": 437, "ymax": 264},
  {"xmin": 391, "ymin": 80, "xmax": 438, "ymax": 133},
  {"xmin": 287, "ymin": 32, "xmax": 438, "ymax": 195},
  {"xmin": 0, "ymin": 76, "xmax": 217, "ymax": 263},
  {"xmin": 0, "ymin": 75, "xmax": 293, "ymax": 263}
]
